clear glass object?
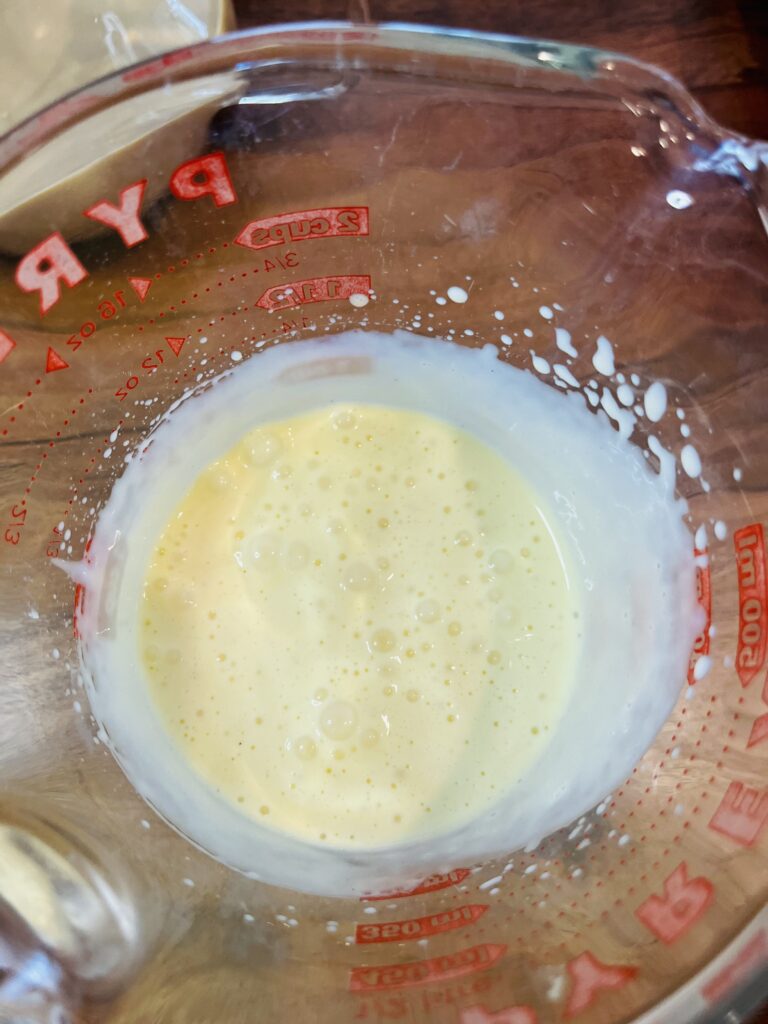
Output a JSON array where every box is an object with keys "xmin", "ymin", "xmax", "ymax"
[{"xmin": 0, "ymin": 22, "xmax": 766, "ymax": 1024}]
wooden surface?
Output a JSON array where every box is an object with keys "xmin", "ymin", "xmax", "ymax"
[
  {"xmin": 226, "ymin": 2, "xmax": 768, "ymax": 1021},
  {"xmin": 232, "ymin": 0, "xmax": 768, "ymax": 141}
]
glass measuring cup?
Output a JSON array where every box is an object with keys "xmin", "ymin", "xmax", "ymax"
[{"xmin": 0, "ymin": 20, "xmax": 767, "ymax": 1024}]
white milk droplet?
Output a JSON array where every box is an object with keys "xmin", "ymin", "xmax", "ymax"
[
  {"xmin": 647, "ymin": 436, "xmax": 676, "ymax": 493},
  {"xmin": 547, "ymin": 975, "xmax": 566, "ymax": 1002},
  {"xmin": 714, "ymin": 520, "xmax": 727, "ymax": 541},
  {"xmin": 681, "ymin": 444, "xmax": 702, "ymax": 478},
  {"xmin": 733, "ymin": 467, "xmax": 743, "ymax": 482},
  {"xmin": 531, "ymin": 352, "xmax": 550, "ymax": 375},
  {"xmin": 592, "ymin": 336, "xmax": 615, "ymax": 375},
  {"xmin": 694, "ymin": 655, "xmax": 712, "ymax": 681},
  {"xmin": 479, "ymin": 874, "xmax": 503, "ymax": 891},
  {"xmin": 695, "ymin": 524, "xmax": 708, "ymax": 551},
  {"xmin": 493, "ymin": 310, "xmax": 504, "ymax": 321},
  {"xmin": 555, "ymin": 327, "xmax": 577, "ymax": 357},
  {"xmin": 553, "ymin": 364, "xmax": 579, "ymax": 388},
  {"xmin": 349, "ymin": 293, "xmax": 369, "ymax": 308},
  {"xmin": 446, "ymin": 286, "xmax": 468, "ymax": 304},
  {"xmin": 231, "ymin": 351, "xmax": 243, "ymax": 362},
  {"xmin": 616, "ymin": 383, "xmax": 634, "ymax": 407},
  {"xmin": 666, "ymin": 190, "xmax": 694, "ymax": 209},
  {"xmin": 600, "ymin": 388, "xmax": 635, "ymax": 440},
  {"xmin": 643, "ymin": 381, "xmax": 667, "ymax": 422},
  {"xmin": 538, "ymin": 305, "xmax": 554, "ymax": 320}
]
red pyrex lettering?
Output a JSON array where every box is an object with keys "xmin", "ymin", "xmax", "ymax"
[
  {"xmin": 16, "ymin": 233, "xmax": 88, "ymax": 315},
  {"xmin": 461, "ymin": 1004, "xmax": 538, "ymax": 1024},
  {"xmin": 84, "ymin": 180, "xmax": 149, "ymax": 247},
  {"xmin": 169, "ymin": 153, "xmax": 236, "ymax": 207},
  {"xmin": 362, "ymin": 868, "xmax": 470, "ymax": 900},
  {"xmin": 564, "ymin": 952, "xmax": 637, "ymax": 1019},
  {"xmin": 688, "ymin": 553, "xmax": 712, "ymax": 685},
  {"xmin": 236, "ymin": 206, "xmax": 369, "ymax": 251},
  {"xmin": 709, "ymin": 781, "xmax": 768, "ymax": 847},
  {"xmin": 635, "ymin": 862, "xmax": 714, "ymax": 943},
  {"xmin": 356, "ymin": 905, "xmax": 487, "ymax": 944},
  {"xmin": 14, "ymin": 153, "xmax": 237, "ymax": 315},
  {"xmin": 255, "ymin": 274, "xmax": 371, "ymax": 312},
  {"xmin": 734, "ymin": 525, "xmax": 767, "ymax": 688},
  {"xmin": 348, "ymin": 944, "xmax": 505, "ymax": 993}
]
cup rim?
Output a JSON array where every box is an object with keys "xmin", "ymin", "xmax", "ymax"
[{"xmin": 0, "ymin": 18, "xmax": 760, "ymax": 176}]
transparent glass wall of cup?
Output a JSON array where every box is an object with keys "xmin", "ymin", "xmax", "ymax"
[{"xmin": 0, "ymin": 23, "xmax": 766, "ymax": 1024}]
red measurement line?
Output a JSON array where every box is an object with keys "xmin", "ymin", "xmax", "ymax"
[
  {"xmin": 22, "ymin": 390, "xmax": 94, "ymax": 500},
  {"xmin": 1, "ymin": 379, "xmax": 42, "ymax": 437},
  {"xmin": 48, "ymin": 329, "xmax": 244, "ymax": 531},
  {"xmin": 135, "ymin": 249, "xmax": 268, "ymax": 335},
  {"xmin": 0, "ymin": 244, "xmax": 231, "ymax": 438},
  {"xmin": 30, "ymin": 276, "xmax": 358, "ymax": 542}
]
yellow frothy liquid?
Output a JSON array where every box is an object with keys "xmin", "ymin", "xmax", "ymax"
[{"xmin": 140, "ymin": 404, "xmax": 578, "ymax": 847}]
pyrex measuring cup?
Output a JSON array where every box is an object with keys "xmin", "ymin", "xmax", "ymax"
[{"xmin": 0, "ymin": 21, "xmax": 767, "ymax": 1024}]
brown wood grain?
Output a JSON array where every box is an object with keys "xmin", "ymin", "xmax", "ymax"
[
  {"xmin": 227, "ymin": 2, "xmax": 768, "ymax": 1021},
  {"xmin": 232, "ymin": 0, "xmax": 768, "ymax": 140}
]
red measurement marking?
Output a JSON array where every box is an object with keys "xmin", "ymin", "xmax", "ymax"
[
  {"xmin": 461, "ymin": 1005, "xmax": 537, "ymax": 1024},
  {"xmin": 356, "ymin": 905, "xmax": 487, "ymax": 944},
  {"xmin": 73, "ymin": 583, "xmax": 85, "ymax": 639},
  {"xmin": 42, "ymin": 522, "xmax": 63, "ymax": 557},
  {"xmin": 45, "ymin": 347, "xmax": 69, "ymax": 373},
  {"xmin": 235, "ymin": 205, "xmax": 369, "ymax": 251},
  {"xmin": 564, "ymin": 952, "xmax": 637, "ymax": 1019},
  {"xmin": 129, "ymin": 277, "xmax": 152, "ymax": 302},
  {"xmin": 122, "ymin": 47, "xmax": 196, "ymax": 82},
  {"xmin": 362, "ymin": 868, "xmax": 470, "ymax": 900},
  {"xmin": 354, "ymin": 976, "xmax": 494, "ymax": 1020},
  {"xmin": 734, "ymin": 525, "xmax": 767, "ymax": 687},
  {"xmin": 702, "ymin": 929, "xmax": 768, "ymax": 1003},
  {"xmin": 165, "ymin": 336, "xmax": 187, "ymax": 357},
  {"xmin": 747, "ymin": 712, "xmax": 768, "ymax": 749},
  {"xmin": 115, "ymin": 336, "xmax": 188, "ymax": 400},
  {"xmin": 709, "ymin": 781, "xmax": 768, "ymax": 847},
  {"xmin": 635, "ymin": 862, "xmax": 714, "ymax": 943},
  {"xmin": 348, "ymin": 943, "xmax": 505, "ymax": 993},
  {"xmin": 256, "ymin": 274, "xmax": 371, "ymax": 312},
  {"xmin": 0, "ymin": 329, "xmax": 16, "ymax": 365},
  {"xmin": 688, "ymin": 555, "xmax": 712, "ymax": 685},
  {"xmin": 4, "ymin": 502, "xmax": 27, "ymax": 546}
]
